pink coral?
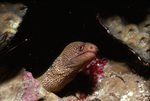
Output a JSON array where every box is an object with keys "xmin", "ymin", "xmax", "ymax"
[
  {"xmin": 77, "ymin": 56, "xmax": 108, "ymax": 100},
  {"xmin": 21, "ymin": 68, "xmax": 40, "ymax": 101},
  {"xmin": 84, "ymin": 56, "xmax": 108, "ymax": 86}
]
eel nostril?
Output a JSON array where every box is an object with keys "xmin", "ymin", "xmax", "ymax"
[{"xmin": 90, "ymin": 46, "xmax": 93, "ymax": 50}]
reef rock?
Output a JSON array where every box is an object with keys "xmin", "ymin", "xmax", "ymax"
[
  {"xmin": 0, "ymin": 68, "xmax": 80, "ymax": 101},
  {"xmin": 97, "ymin": 14, "xmax": 150, "ymax": 66},
  {"xmin": 85, "ymin": 60, "xmax": 150, "ymax": 101},
  {"xmin": 0, "ymin": 3, "xmax": 27, "ymax": 51}
]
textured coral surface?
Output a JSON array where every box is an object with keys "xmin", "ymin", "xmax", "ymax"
[
  {"xmin": 0, "ymin": 3, "xmax": 27, "ymax": 51},
  {"xmin": 21, "ymin": 69, "xmax": 40, "ymax": 101},
  {"xmin": 1, "ymin": 2, "xmax": 150, "ymax": 101},
  {"xmin": 98, "ymin": 15, "xmax": 150, "ymax": 65},
  {"xmin": 84, "ymin": 56, "xmax": 107, "ymax": 86},
  {"xmin": 85, "ymin": 58, "xmax": 150, "ymax": 101}
]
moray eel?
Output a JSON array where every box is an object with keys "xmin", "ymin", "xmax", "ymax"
[{"xmin": 37, "ymin": 41, "xmax": 98, "ymax": 92}]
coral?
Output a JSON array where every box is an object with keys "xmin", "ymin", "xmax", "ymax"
[
  {"xmin": 84, "ymin": 56, "xmax": 108, "ymax": 86},
  {"xmin": 1, "ymin": 2, "xmax": 150, "ymax": 101},
  {"xmin": 103, "ymin": 60, "xmax": 131, "ymax": 74},
  {"xmin": 86, "ymin": 72, "xmax": 150, "ymax": 101},
  {"xmin": 139, "ymin": 16, "xmax": 150, "ymax": 33},
  {"xmin": 62, "ymin": 96, "xmax": 80, "ymax": 101},
  {"xmin": 21, "ymin": 69, "xmax": 40, "ymax": 101},
  {"xmin": 80, "ymin": 58, "xmax": 150, "ymax": 101},
  {"xmin": 1, "ymin": 57, "xmax": 149, "ymax": 101},
  {"xmin": 98, "ymin": 15, "xmax": 150, "ymax": 65},
  {"xmin": 0, "ymin": 3, "xmax": 27, "ymax": 51},
  {"xmin": 0, "ymin": 69, "xmax": 25, "ymax": 101},
  {"xmin": 0, "ymin": 68, "xmax": 62, "ymax": 101}
]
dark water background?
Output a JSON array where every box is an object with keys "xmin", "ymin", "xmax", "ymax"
[{"xmin": 0, "ymin": 1, "xmax": 150, "ymax": 78}]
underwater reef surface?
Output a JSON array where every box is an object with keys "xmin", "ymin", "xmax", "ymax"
[
  {"xmin": 0, "ymin": 56, "xmax": 150, "ymax": 101},
  {"xmin": 1, "ymin": 1, "xmax": 150, "ymax": 101},
  {"xmin": 85, "ymin": 57, "xmax": 150, "ymax": 101},
  {"xmin": 97, "ymin": 14, "xmax": 150, "ymax": 66},
  {"xmin": 0, "ymin": 68, "xmax": 65, "ymax": 101},
  {"xmin": 0, "ymin": 3, "xmax": 27, "ymax": 52}
]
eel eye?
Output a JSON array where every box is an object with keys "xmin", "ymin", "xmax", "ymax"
[{"xmin": 79, "ymin": 43, "xmax": 85, "ymax": 51}]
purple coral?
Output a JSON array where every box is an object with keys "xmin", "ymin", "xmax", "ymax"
[
  {"xmin": 21, "ymin": 69, "xmax": 40, "ymax": 101},
  {"xmin": 84, "ymin": 56, "xmax": 108, "ymax": 86},
  {"xmin": 77, "ymin": 56, "xmax": 107, "ymax": 100}
]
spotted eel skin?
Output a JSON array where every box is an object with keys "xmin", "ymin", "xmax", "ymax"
[{"xmin": 37, "ymin": 41, "xmax": 98, "ymax": 92}]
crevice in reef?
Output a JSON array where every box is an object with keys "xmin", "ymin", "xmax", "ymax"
[{"xmin": 56, "ymin": 72, "xmax": 94, "ymax": 98}]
